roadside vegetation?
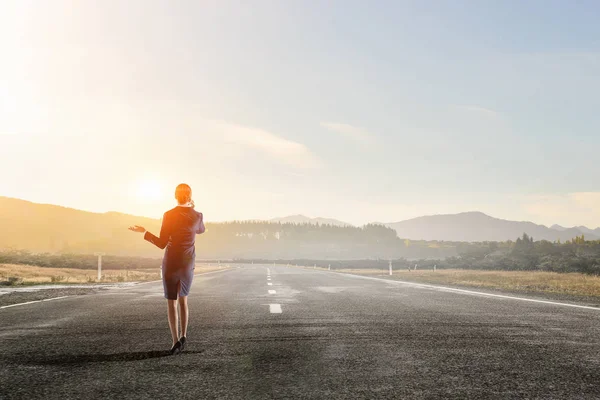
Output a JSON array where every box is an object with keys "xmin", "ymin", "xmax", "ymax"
[
  {"xmin": 243, "ymin": 233, "xmax": 600, "ymax": 276},
  {"xmin": 329, "ymin": 268, "xmax": 600, "ymax": 298},
  {"xmin": 0, "ymin": 251, "xmax": 163, "ymax": 271},
  {"xmin": 0, "ymin": 263, "xmax": 226, "ymax": 285}
]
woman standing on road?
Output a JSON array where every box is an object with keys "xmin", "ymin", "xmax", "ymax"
[{"xmin": 129, "ymin": 183, "xmax": 205, "ymax": 355}]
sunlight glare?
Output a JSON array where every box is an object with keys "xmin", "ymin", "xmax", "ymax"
[{"xmin": 136, "ymin": 180, "xmax": 163, "ymax": 202}]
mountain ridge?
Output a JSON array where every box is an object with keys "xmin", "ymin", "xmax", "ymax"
[
  {"xmin": 1, "ymin": 197, "xmax": 598, "ymax": 251},
  {"xmin": 384, "ymin": 211, "xmax": 598, "ymax": 242}
]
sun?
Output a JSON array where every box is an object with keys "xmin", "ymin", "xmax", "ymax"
[{"xmin": 136, "ymin": 180, "xmax": 163, "ymax": 202}]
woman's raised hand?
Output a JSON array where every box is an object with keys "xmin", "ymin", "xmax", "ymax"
[{"xmin": 128, "ymin": 225, "xmax": 146, "ymax": 233}]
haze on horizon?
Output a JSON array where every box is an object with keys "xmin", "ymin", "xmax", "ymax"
[{"xmin": 1, "ymin": 1, "xmax": 600, "ymax": 228}]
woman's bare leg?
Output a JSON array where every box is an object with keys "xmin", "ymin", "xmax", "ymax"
[
  {"xmin": 178, "ymin": 295, "xmax": 189, "ymax": 338},
  {"xmin": 167, "ymin": 299, "xmax": 179, "ymax": 346}
]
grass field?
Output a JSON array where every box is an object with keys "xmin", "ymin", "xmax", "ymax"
[
  {"xmin": 329, "ymin": 268, "xmax": 600, "ymax": 298},
  {"xmin": 0, "ymin": 263, "xmax": 228, "ymax": 285}
]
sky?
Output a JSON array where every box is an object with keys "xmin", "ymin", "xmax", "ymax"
[{"xmin": 1, "ymin": 0, "xmax": 600, "ymax": 227}]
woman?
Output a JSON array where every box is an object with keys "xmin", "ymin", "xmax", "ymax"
[{"xmin": 129, "ymin": 183, "xmax": 205, "ymax": 355}]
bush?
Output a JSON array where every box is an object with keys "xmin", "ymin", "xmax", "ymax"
[
  {"xmin": 50, "ymin": 275, "xmax": 66, "ymax": 283},
  {"xmin": 7, "ymin": 277, "xmax": 23, "ymax": 286}
]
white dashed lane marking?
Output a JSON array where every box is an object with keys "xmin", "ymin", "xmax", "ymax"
[
  {"xmin": 268, "ymin": 290, "xmax": 276, "ymax": 294},
  {"xmin": 268, "ymin": 283, "xmax": 273, "ymax": 286},
  {"xmin": 269, "ymin": 304, "xmax": 282, "ymax": 314}
]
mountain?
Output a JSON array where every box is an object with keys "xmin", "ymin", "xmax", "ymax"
[
  {"xmin": 0, "ymin": 196, "xmax": 163, "ymax": 257},
  {"xmin": 385, "ymin": 211, "xmax": 599, "ymax": 242},
  {"xmin": 550, "ymin": 224, "xmax": 568, "ymax": 231},
  {"xmin": 575, "ymin": 226, "xmax": 600, "ymax": 236},
  {"xmin": 2, "ymin": 196, "xmax": 598, "ymax": 257},
  {"xmin": 270, "ymin": 214, "xmax": 352, "ymax": 227}
]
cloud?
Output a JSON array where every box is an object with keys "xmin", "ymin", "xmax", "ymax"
[
  {"xmin": 211, "ymin": 121, "xmax": 320, "ymax": 169},
  {"xmin": 320, "ymin": 122, "xmax": 373, "ymax": 143},
  {"xmin": 523, "ymin": 192, "xmax": 600, "ymax": 228},
  {"xmin": 453, "ymin": 105, "xmax": 500, "ymax": 118}
]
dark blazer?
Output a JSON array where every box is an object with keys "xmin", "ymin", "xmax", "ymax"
[{"xmin": 144, "ymin": 206, "xmax": 205, "ymax": 270}]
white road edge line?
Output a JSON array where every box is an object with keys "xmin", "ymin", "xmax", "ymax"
[
  {"xmin": 268, "ymin": 290, "xmax": 276, "ymax": 294},
  {"xmin": 335, "ymin": 272, "xmax": 600, "ymax": 311},
  {"xmin": 267, "ymin": 282, "xmax": 273, "ymax": 286},
  {"xmin": 0, "ymin": 296, "xmax": 71, "ymax": 310},
  {"xmin": 1, "ymin": 269, "xmax": 234, "ymax": 311},
  {"xmin": 269, "ymin": 304, "xmax": 282, "ymax": 313}
]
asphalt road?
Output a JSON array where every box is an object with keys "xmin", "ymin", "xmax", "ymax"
[{"xmin": 1, "ymin": 265, "xmax": 600, "ymax": 399}]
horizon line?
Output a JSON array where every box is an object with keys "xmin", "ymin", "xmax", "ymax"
[{"xmin": 1, "ymin": 195, "xmax": 599, "ymax": 231}]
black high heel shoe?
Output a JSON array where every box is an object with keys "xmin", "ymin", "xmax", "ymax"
[
  {"xmin": 179, "ymin": 336, "xmax": 187, "ymax": 352},
  {"xmin": 170, "ymin": 341, "xmax": 182, "ymax": 355}
]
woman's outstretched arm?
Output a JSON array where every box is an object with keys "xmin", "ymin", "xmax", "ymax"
[
  {"xmin": 144, "ymin": 213, "xmax": 171, "ymax": 249},
  {"xmin": 129, "ymin": 213, "xmax": 170, "ymax": 249}
]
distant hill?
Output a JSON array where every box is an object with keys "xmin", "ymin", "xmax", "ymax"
[
  {"xmin": 270, "ymin": 214, "xmax": 352, "ymax": 227},
  {"xmin": 550, "ymin": 224, "xmax": 568, "ymax": 231},
  {"xmin": 2, "ymin": 197, "xmax": 599, "ymax": 258},
  {"xmin": 574, "ymin": 226, "xmax": 600, "ymax": 236},
  {"xmin": 0, "ymin": 196, "xmax": 163, "ymax": 257},
  {"xmin": 385, "ymin": 211, "xmax": 599, "ymax": 242}
]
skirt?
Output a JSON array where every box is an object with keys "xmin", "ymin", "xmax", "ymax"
[{"xmin": 161, "ymin": 252, "xmax": 195, "ymax": 300}]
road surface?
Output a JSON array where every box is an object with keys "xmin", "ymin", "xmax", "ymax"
[{"xmin": 1, "ymin": 265, "xmax": 600, "ymax": 399}]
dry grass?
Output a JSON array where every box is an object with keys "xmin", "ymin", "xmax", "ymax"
[
  {"xmin": 333, "ymin": 268, "xmax": 600, "ymax": 298},
  {"xmin": 0, "ymin": 263, "xmax": 227, "ymax": 285}
]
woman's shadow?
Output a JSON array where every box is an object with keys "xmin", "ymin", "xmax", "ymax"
[{"xmin": 30, "ymin": 349, "xmax": 205, "ymax": 365}]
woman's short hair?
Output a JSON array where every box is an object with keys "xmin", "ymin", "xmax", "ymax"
[{"xmin": 175, "ymin": 183, "xmax": 192, "ymax": 204}]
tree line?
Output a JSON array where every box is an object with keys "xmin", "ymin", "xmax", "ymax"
[{"xmin": 3, "ymin": 227, "xmax": 600, "ymax": 275}]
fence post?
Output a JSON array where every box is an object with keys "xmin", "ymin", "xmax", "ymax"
[
  {"xmin": 389, "ymin": 260, "xmax": 393, "ymax": 276},
  {"xmin": 94, "ymin": 252, "xmax": 105, "ymax": 281}
]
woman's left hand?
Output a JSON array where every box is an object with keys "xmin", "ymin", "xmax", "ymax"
[{"xmin": 128, "ymin": 225, "xmax": 146, "ymax": 233}]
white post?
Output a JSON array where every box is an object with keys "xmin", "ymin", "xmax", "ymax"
[
  {"xmin": 414, "ymin": 264, "xmax": 417, "ymax": 271},
  {"xmin": 389, "ymin": 260, "xmax": 393, "ymax": 276},
  {"xmin": 433, "ymin": 265, "xmax": 436, "ymax": 272},
  {"xmin": 94, "ymin": 252, "xmax": 105, "ymax": 281},
  {"xmin": 328, "ymin": 264, "xmax": 331, "ymax": 271},
  {"xmin": 314, "ymin": 264, "xmax": 316, "ymax": 269}
]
